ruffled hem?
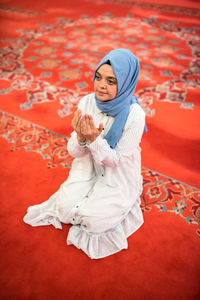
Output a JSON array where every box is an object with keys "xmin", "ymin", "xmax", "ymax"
[
  {"xmin": 67, "ymin": 204, "xmax": 143, "ymax": 259},
  {"xmin": 23, "ymin": 201, "xmax": 143, "ymax": 259}
]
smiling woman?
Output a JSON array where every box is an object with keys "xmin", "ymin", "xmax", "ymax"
[{"xmin": 23, "ymin": 49, "xmax": 147, "ymax": 259}]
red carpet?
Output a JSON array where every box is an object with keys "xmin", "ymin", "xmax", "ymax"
[{"xmin": 0, "ymin": 0, "xmax": 200, "ymax": 299}]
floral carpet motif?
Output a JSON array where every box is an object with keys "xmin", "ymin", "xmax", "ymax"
[
  {"xmin": 0, "ymin": 14, "xmax": 199, "ymax": 118},
  {"xmin": 0, "ymin": 111, "xmax": 72, "ymax": 169},
  {"xmin": 0, "ymin": 111, "xmax": 199, "ymax": 238},
  {"xmin": 141, "ymin": 167, "xmax": 200, "ymax": 238}
]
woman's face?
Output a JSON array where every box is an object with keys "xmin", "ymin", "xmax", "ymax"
[{"xmin": 94, "ymin": 64, "xmax": 118, "ymax": 101}]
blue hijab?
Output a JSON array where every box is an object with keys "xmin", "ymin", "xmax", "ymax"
[{"xmin": 94, "ymin": 48, "xmax": 147, "ymax": 149}]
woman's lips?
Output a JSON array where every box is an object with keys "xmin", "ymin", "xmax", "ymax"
[{"xmin": 97, "ymin": 91, "xmax": 107, "ymax": 96}]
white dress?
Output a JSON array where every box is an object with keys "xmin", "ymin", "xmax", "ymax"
[{"xmin": 24, "ymin": 93, "xmax": 146, "ymax": 259}]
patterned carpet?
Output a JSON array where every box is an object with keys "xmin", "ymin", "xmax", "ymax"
[
  {"xmin": 0, "ymin": 0, "xmax": 200, "ymax": 299},
  {"xmin": 1, "ymin": 110, "xmax": 199, "ymax": 239}
]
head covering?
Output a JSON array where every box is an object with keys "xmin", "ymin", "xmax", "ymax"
[{"xmin": 94, "ymin": 48, "xmax": 147, "ymax": 149}]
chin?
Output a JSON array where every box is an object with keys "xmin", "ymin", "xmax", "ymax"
[
  {"xmin": 96, "ymin": 93, "xmax": 109, "ymax": 101},
  {"xmin": 98, "ymin": 97, "xmax": 108, "ymax": 101}
]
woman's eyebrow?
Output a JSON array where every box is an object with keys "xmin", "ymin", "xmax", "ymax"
[
  {"xmin": 107, "ymin": 76, "xmax": 117, "ymax": 80},
  {"xmin": 96, "ymin": 71, "xmax": 116, "ymax": 80}
]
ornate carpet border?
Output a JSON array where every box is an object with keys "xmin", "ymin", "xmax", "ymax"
[
  {"xmin": 0, "ymin": 110, "xmax": 72, "ymax": 169},
  {"xmin": 0, "ymin": 4, "xmax": 41, "ymax": 16},
  {"xmin": 141, "ymin": 166, "xmax": 200, "ymax": 239}
]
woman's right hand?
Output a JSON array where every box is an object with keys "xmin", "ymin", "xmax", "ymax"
[{"xmin": 71, "ymin": 109, "xmax": 86, "ymax": 142}]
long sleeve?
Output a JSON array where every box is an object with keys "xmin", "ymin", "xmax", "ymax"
[
  {"xmin": 67, "ymin": 131, "xmax": 89, "ymax": 158},
  {"xmin": 88, "ymin": 104, "xmax": 145, "ymax": 167}
]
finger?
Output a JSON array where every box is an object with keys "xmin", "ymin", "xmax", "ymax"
[
  {"xmin": 73, "ymin": 112, "xmax": 83, "ymax": 136},
  {"xmin": 80, "ymin": 115, "xmax": 87, "ymax": 135},
  {"xmin": 72, "ymin": 110, "xmax": 81, "ymax": 125},
  {"xmin": 85, "ymin": 114, "xmax": 91, "ymax": 132},
  {"xmin": 76, "ymin": 109, "xmax": 82, "ymax": 121},
  {"xmin": 88, "ymin": 115, "xmax": 96, "ymax": 130},
  {"xmin": 76, "ymin": 112, "xmax": 82, "ymax": 128}
]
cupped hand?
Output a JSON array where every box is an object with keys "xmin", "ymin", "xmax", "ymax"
[
  {"xmin": 71, "ymin": 109, "xmax": 85, "ymax": 142},
  {"xmin": 80, "ymin": 114, "xmax": 103, "ymax": 143}
]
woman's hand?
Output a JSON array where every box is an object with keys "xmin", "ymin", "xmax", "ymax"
[
  {"xmin": 71, "ymin": 109, "xmax": 86, "ymax": 142},
  {"xmin": 81, "ymin": 114, "xmax": 103, "ymax": 143}
]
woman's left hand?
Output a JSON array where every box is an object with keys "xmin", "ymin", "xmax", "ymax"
[{"xmin": 81, "ymin": 114, "xmax": 103, "ymax": 143}]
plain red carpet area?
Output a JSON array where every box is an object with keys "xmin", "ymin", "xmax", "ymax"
[{"xmin": 0, "ymin": 0, "xmax": 200, "ymax": 299}]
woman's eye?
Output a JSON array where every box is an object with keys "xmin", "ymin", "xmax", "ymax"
[
  {"xmin": 107, "ymin": 80, "xmax": 116, "ymax": 85},
  {"xmin": 95, "ymin": 75, "xmax": 101, "ymax": 81}
]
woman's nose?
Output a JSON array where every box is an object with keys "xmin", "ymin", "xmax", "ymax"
[{"xmin": 99, "ymin": 80, "xmax": 106, "ymax": 89}]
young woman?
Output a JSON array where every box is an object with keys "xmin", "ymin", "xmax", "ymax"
[{"xmin": 24, "ymin": 49, "xmax": 146, "ymax": 259}]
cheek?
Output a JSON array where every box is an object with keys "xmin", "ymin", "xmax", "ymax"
[
  {"xmin": 94, "ymin": 81, "xmax": 97, "ymax": 91},
  {"xmin": 110, "ymin": 86, "xmax": 117, "ymax": 97}
]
